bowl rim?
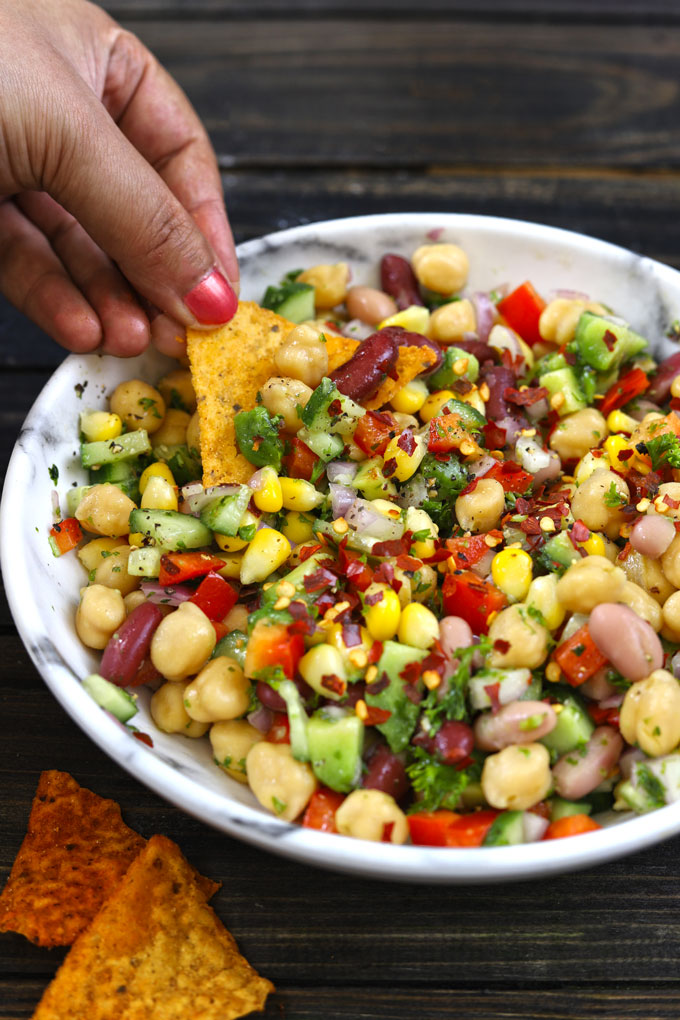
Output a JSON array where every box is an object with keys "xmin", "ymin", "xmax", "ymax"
[{"xmin": 4, "ymin": 210, "xmax": 680, "ymax": 883}]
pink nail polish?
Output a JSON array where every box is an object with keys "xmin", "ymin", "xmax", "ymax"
[{"xmin": 183, "ymin": 269, "xmax": 238, "ymax": 325}]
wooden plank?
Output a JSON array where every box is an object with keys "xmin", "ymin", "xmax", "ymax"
[{"xmin": 118, "ymin": 19, "xmax": 680, "ymax": 170}]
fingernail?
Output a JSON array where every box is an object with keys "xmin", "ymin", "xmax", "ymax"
[{"xmin": 183, "ymin": 269, "xmax": 238, "ymax": 325}]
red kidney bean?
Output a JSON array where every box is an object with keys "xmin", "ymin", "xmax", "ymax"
[
  {"xmin": 647, "ymin": 351, "xmax": 680, "ymax": 403},
  {"xmin": 630, "ymin": 514, "xmax": 676, "ymax": 559},
  {"xmin": 588, "ymin": 602, "xmax": 663, "ymax": 682},
  {"xmin": 362, "ymin": 744, "xmax": 408, "ymax": 800},
  {"xmin": 474, "ymin": 700, "xmax": 557, "ymax": 751},
  {"xmin": 256, "ymin": 676, "xmax": 314, "ymax": 713},
  {"xmin": 482, "ymin": 365, "xmax": 521, "ymax": 418},
  {"xmin": 100, "ymin": 602, "xmax": 163, "ymax": 687},
  {"xmin": 628, "ymin": 399, "xmax": 662, "ymax": 422},
  {"xmin": 378, "ymin": 325, "xmax": 444, "ymax": 376},
  {"xmin": 433, "ymin": 720, "xmax": 474, "ymax": 764},
  {"xmin": 330, "ymin": 329, "xmax": 399, "ymax": 401},
  {"xmin": 552, "ymin": 725, "xmax": 623, "ymax": 800},
  {"xmin": 380, "ymin": 253, "xmax": 424, "ymax": 310}
]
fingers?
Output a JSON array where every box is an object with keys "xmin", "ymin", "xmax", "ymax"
[
  {"xmin": 151, "ymin": 312, "xmax": 188, "ymax": 359},
  {"xmin": 0, "ymin": 198, "xmax": 102, "ymax": 353},
  {"xmin": 103, "ymin": 30, "xmax": 239, "ymax": 290},
  {"xmin": 17, "ymin": 192, "xmax": 150, "ymax": 357}
]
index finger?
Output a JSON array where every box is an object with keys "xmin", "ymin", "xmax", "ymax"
[{"xmin": 103, "ymin": 30, "xmax": 239, "ymax": 289}]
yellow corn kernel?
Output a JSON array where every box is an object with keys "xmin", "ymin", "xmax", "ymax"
[
  {"xmin": 252, "ymin": 466, "xmax": 283, "ymax": 513},
  {"xmin": 524, "ymin": 574, "xmax": 565, "ymax": 631},
  {"xmin": 574, "ymin": 450, "xmax": 611, "ymax": 485},
  {"xmin": 455, "ymin": 387, "xmax": 486, "ymax": 416},
  {"xmin": 390, "ymin": 378, "xmax": 429, "ymax": 415},
  {"xmin": 606, "ymin": 410, "xmax": 637, "ymax": 435},
  {"xmin": 127, "ymin": 532, "xmax": 144, "ymax": 548},
  {"xmin": 363, "ymin": 583, "xmax": 401, "ymax": 641},
  {"xmin": 239, "ymin": 527, "xmax": 291, "ymax": 584},
  {"xmin": 603, "ymin": 434, "xmax": 632, "ymax": 472},
  {"xmin": 419, "ymin": 390, "xmax": 455, "ymax": 423},
  {"xmin": 382, "ymin": 432, "xmax": 427, "ymax": 483},
  {"xmin": 214, "ymin": 509, "xmax": 258, "ymax": 552},
  {"xmin": 215, "ymin": 551, "xmax": 244, "ymax": 579},
  {"xmin": 280, "ymin": 476, "xmax": 325, "ymax": 512},
  {"xmin": 140, "ymin": 475, "xmax": 178, "ymax": 511},
  {"xmin": 397, "ymin": 602, "xmax": 439, "ymax": 649},
  {"xmin": 405, "ymin": 506, "xmax": 438, "ymax": 559},
  {"xmin": 298, "ymin": 643, "xmax": 347, "ymax": 700},
  {"xmin": 370, "ymin": 498, "xmax": 402, "ymax": 519},
  {"xmin": 491, "ymin": 548, "xmax": 533, "ymax": 602},
  {"xmin": 582, "ymin": 531, "xmax": 606, "ymax": 557},
  {"xmin": 139, "ymin": 461, "xmax": 176, "ymax": 494},
  {"xmin": 671, "ymin": 375, "xmax": 680, "ymax": 400},
  {"xmin": 79, "ymin": 410, "xmax": 123, "ymax": 443},
  {"xmin": 281, "ymin": 510, "xmax": 315, "ymax": 545},
  {"xmin": 325, "ymin": 622, "xmax": 373, "ymax": 669},
  {"xmin": 378, "ymin": 304, "xmax": 430, "ymax": 335}
]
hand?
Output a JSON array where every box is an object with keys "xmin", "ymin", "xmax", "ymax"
[{"xmin": 0, "ymin": 0, "xmax": 238, "ymax": 357}]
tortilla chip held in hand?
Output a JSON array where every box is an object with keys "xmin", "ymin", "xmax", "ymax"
[
  {"xmin": 0, "ymin": 771, "xmax": 219, "ymax": 948},
  {"xmin": 31, "ymin": 834, "xmax": 274, "ymax": 1020}
]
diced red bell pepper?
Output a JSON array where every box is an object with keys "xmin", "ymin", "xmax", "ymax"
[
  {"xmin": 482, "ymin": 459, "xmax": 533, "ymax": 494},
  {"xmin": 48, "ymin": 517, "xmax": 83, "ymax": 556},
  {"xmin": 265, "ymin": 713, "xmax": 291, "ymax": 744},
  {"xmin": 553, "ymin": 624, "xmax": 608, "ymax": 687},
  {"xmin": 445, "ymin": 531, "xmax": 502, "ymax": 570},
  {"xmin": 282, "ymin": 436, "xmax": 320, "ymax": 480},
  {"xmin": 244, "ymin": 620, "xmax": 305, "ymax": 680},
  {"xmin": 188, "ymin": 571, "xmax": 238, "ymax": 621},
  {"xmin": 428, "ymin": 415, "xmax": 480, "ymax": 455},
  {"xmin": 302, "ymin": 787, "xmax": 345, "ymax": 832},
  {"xmin": 408, "ymin": 809, "xmax": 501, "ymax": 847},
  {"xmin": 338, "ymin": 544, "xmax": 374, "ymax": 592},
  {"xmin": 599, "ymin": 366, "xmax": 650, "ymax": 417},
  {"xmin": 442, "ymin": 570, "xmax": 507, "ymax": 635},
  {"xmin": 543, "ymin": 814, "xmax": 602, "ymax": 839},
  {"xmin": 586, "ymin": 704, "xmax": 620, "ymax": 728},
  {"xmin": 497, "ymin": 281, "xmax": 546, "ymax": 347},
  {"xmin": 353, "ymin": 409, "xmax": 398, "ymax": 458},
  {"xmin": 212, "ymin": 620, "xmax": 229, "ymax": 642},
  {"xmin": 158, "ymin": 551, "xmax": 226, "ymax": 586}
]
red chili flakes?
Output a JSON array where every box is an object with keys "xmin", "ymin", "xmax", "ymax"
[
  {"xmin": 493, "ymin": 639, "xmax": 510, "ymax": 655},
  {"xmin": 664, "ymin": 495, "xmax": 680, "ymax": 509},
  {"xmin": 618, "ymin": 449, "xmax": 634, "ymax": 462},
  {"xmin": 133, "ymin": 731, "xmax": 154, "ymax": 747},
  {"xmin": 303, "ymin": 566, "xmax": 337, "ymax": 594},
  {"xmin": 373, "ymin": 561, "xmax": 395, "ymax": 588},
  {"xmin": 400, "ymin": 660, "xmax": 422, "ymax": 686},
  {"xmin": 372, "ymin": 535, "xmax": 411, "ymax": 558},
  {"xmin": 364, "ymin": 589, "xmax": 384, "ymax": 606},
  {"xmin": 396, "ymin": 553, "xmax": 422, "ymax": 573},
  {"xmin": 520, "ymin": 517, "xmax": 542, "ymax": 535},
  {"xmin": 603, "ymin": 329, "xmax": 617, "ymax": 352},
  {"xmin": 288, "ymin": 600, "xmax": 316, "ymax": 635},
  {"xmin": 363, "ymin": 705, "xmax": 392, "ymax": 725},
  {"xmin": 484, "ymin": 682, "xmax": 502, "ymax": 714},
  {"xmin": 299, "ymin": 543, "xmax": 323, "ymax": 562},
  {"xmin": 321, "ymin": 674, "xmax": 347, "ymax": 697},
  {"xmin": 328, "ymin": 398, "xmax": 343, "ymax": 418},
  {"xmin": 368, "ymin": 641, "xmax": 383, "ymax": 664},
  {"xmin": 571, "ymin": 520, "xmax": 590, "ymax": 544},
  {"xmin": 404, "ymin": 685, "xmax": 423, "ymax": 705},
  {"xmin": 482, "ymin": 421, "xmax": 507, "ymax": 450},
  {"xmin": 383, "ymin": 457, "xmax": 398, "ymax": 478},
  {"xmin": 342, "ymin": 622, "xmax": 362, "ymax": 647},
  {"xmin": 617, "ymin": 541, "xmax": 632, "ymax": 562},
  {"xmin": 345, "ymin": 558, "xmax": 373, "ymax": 591},
  {"xmin": 369, "ymin": 672, "xmax": 391, "ymax": 695},
  {"xmin": 397, "ymin": 429, "xmax": 416, "ymax": 455},
  {"xmin": 458, "ymin": 477, "xmax": 479, "ymax": 499},
  {"xmin": 381, "ymin": 821, "xmax": 395, "ymax": 843},
  {"xmin": 504, "ymin": 385, "xmax": 550, "ymax": 407}
]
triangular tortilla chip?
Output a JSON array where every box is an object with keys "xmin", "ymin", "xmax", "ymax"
[
  {"xmin": 31, "ymin": 834, "xmax": 274, "ymax": 1020},
  {"xmin": 0, "ymin": 771, "xmax": 218, "ymax": 947},
  {"xmin": 364, "ymin": 344, "xmax": 437, "ymax": 410}
]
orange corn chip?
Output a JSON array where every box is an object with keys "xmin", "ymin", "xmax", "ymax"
[
  {"xmin": 363, "ymin": 344, "xmax": 437, "ymax": 410},
  {"xmin": 32, "ymin": 834, "xmax": 274, "ymax": 1020},
  {"xmin": 0, "ymin": 771, "xmax": 218, "ymax": 947},
  {"xmin": 325, "ymin": 332, "xmax": 359, "ymax": 373}
]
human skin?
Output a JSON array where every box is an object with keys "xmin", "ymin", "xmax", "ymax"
[{"xmin": 0, "ymin": 0, "xmax": 238, "ymax": 357}]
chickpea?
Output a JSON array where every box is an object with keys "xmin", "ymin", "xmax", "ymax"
[
  {"xmin": 246, "ymin": 742, "xmax": 317, "ymax": 821},
  {"xmin": 109, "ymin": 379, "xmax": 165, "ymax": 434},
  {"xmin": 156, "ymin": 368, "xmax": 196, "ymax": 413},
  {"xmin": 75, "ymin": 484, "xmax": 136, "ymax": 537},
  {"xmin": 297, "ymin": 262, "xmax": 350, "ymax": 309},
  {"xmin": 649, "ymin": 483, "xmax": 680, "ymax": 523},
  {"xmin": 150, "ymin": 681, "xmax": 209, "ymax": 738},
  {"xmin": 661, "ymin": 533, "xmax": 680, "ymax": 589},
  {"xmin": 455, "ymin": 478, "xmax": 505, "ymax": 533},
  {"xmin": 77, "ymin": 536, "xmax": 125, "ymax": 572},
  {"xmin": 124, "ymin": 590, "xmax": 147, "ymax": 614},
  {"xmin": 390, "ymin": 411, "xmax": 419, "ymax": 432},
  {"xmin": 410, "ymin": 564, "xmax": 437, "ymax": 604},
  {"xmin": 90, "ymin": 543, "xmax": 140, "ymax": 596},
  {"xmin": 345, "ymin": 285, "xmax": 397, "ymax": 325},
  {"xmin": 411, "ymin": 243, "xmax": 469, "ymax": 294},
  {"xmin": 150, "ymin": 408, "xmax": 190, "ymax": 448},
  {"xmin": 620, "ymin": 669, "xmax": 680, "ymax": 757},
  {"xmin": 210, "ymin": 720, "xmax": 262, "ymax": 784},
  {"xmin": 334, "ymin": 789, "xmax": 408, "ymax": 844},
  {"xmin": 570, "ymin": 468, "xmax": 629, "ymax": 540},
  {"xmin": 620, "ymin": 581, "xmax": 662, "ymax": 632},
  {"xmin": 487, "ymin": 605, "xmax": 550, "ymax": 669},
  {"xmin": 481, "ymin": 743, "xmax": 552, "ymax": 811},
  {"xmin": 622, "ymin": 548, "xmax": 675, "ymax": 606},
  {"xmin": 186, "ymin": 411, "xmax": 201, "ymax": 457},
  {"xmin": 260, "ymin": 376, "xmax": 313, "ymax": 433},
  {"xmin": 538, "ymin": 298, "xmax": 606, "ymax": 345},
  {"xmin": 429, "ymin": 298, "xmax": 477, "ymax": 343},
  {"xmin": 183, "ymin": 657, "xmax": 251, "ymax": 723},
  {"xmin": 662, "ymin": 591, "xmax": 680, "ymax": 642},
  {"xmin": 223, "ymin": 604, "xmax": 249, "ymax": 632},
  {"xmin": 555, "ymin": 555, "xmax": 627, "ymax": 613},
  {"xmin": 150, "ymin": 602, "xmax": 216, "ymax": 681},
  {"xmin": 75, "ymin": 584, "xmax": 126, "ymax": 649},
  {"xmin": 549, "ymin": 407, "xmax": 608, "ymax": 462},
  {"xmin": 274, "ymin": 324, "xmax": 329, "ymax": 388}
]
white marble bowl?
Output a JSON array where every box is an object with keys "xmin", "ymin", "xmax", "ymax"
[{"xmin": 4, "ymin": 213, "xmax": 680, "ymax": 883}]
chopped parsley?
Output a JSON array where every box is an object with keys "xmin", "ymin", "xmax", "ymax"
[
  {"xmin": 636, "ymin": 764, "xmax": 666, "ymax": 809},
  {"xmin": 644, "ymin": 432, "xmax": 680, "ymax": 471},
  {"xmin": 603, "ymin": 481, "xmax": 626, "ymax": 508},
  {"xmin": 406, "ymin": 747, "xmax": 470, "ymax": 812},
  {"xmin": 48, "ymin": 464, "xmax": 59, "ymax": 485}
]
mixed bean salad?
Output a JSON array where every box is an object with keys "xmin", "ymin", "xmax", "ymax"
[{"xmin": 52, "ymin": 241, "xmax": 680, "ymax": 847}]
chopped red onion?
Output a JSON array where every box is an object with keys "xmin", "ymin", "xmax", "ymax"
[
  {"xmin": 472, "ymin": 291, "xmax": 496, "ymax": 343},
  {"xmin": 182, "ymin": 482, "xmax": 241, "ymax": 514},
  {"xmin": 619, "ymin": 746, "xmax": 647, "ymax": 781},
  {"xmin": 526, "ymin": 397, "xmax": 549, "ymax": 421},
  {"xmin": 553, "ymin": 288, "xmax": 589, "ymax": 301},
  {"xmin": 523, "ymin": 813, "xmax": 549, "ymax": 843},
  {"xmin": 341, "ymin": 318, "xmax": 374, "ymax": 341},
  {"xmin": 346, "ymin": 499, "xmax": 404, "ymax": 540},
  {"xmin": 247, "ymin": 706, "xmax": 275, "ymax": 733},
  {"xmin": 248, "ymin": 468, "xmax": 267, "ymax": 492},
  {"xmin": 672, "ymin": 651, "xmax": 680, "ymax": 680},
  {"xmin": 426, "ymin": 227, "xmax": 445, "ymax": 241},
  {"xmin": 330, "ymin": 483, "xmax": 357, "ymax": 520},
  {"xmin": 326, "ymin": 461, "xmax": 358, "ymax": 484},
  {"xmin": 494, "ymin": 415, "xmax": 526, "ymax": 446},
  {"xmin": 140, "ymin": 581, "xmax": 194, "ymax": 606},
  {"xmin": 532, "ymin": 452, "xmax": 561, "ymax": 488},
  {"xmin": 599, "ymin": 693, "xmax": 624, "ymax": 710},
  {"xmin": 51, "ymin": 490, "xmax": 61, "ymax": 521},
  {"xmin": 467, "ymin": 454, "xmax": 498, "ymax": 479}
]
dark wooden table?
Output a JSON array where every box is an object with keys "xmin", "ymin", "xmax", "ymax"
[{"xmin": 4, "ymin": 2, "xmax": 680, "ymax": 1017}]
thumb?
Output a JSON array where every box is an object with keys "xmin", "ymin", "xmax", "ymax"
[{"xmin": 43, "ymin": 82, "xmax": 237, "ymax": 328}]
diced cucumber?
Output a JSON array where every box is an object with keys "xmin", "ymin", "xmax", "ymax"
[
  {"xmin": 82, "ymin": 673, "xmax": 137, "ymax": 723},
  {"xmin": 428, "ymin": 346, "xmax": 479, "ymax": 389},
  {"xmin": 212, "ymin": 629, "xmax": 248, "ymax": 667},
  {"xmin": 66, "ymin": 485, "xmax": 92, "ymax": 517},
  {"xmin": 261, "ymin": 550, "xmax": 329, "ymax": 605},
  {"xmin": 127, "ymin": 546, "xmax": 162, "ymax": 577},
  {"xmin": 549, "ymin": 796, "xmax": 592, "ymax": 822},
  {"xmin": 538, "ymin": 531, "xmax": 581, "ymax": 575},
  {"xmin": 234, "ymin": 407, "xmax": 285, "ymax": 471},
  {"xmin": 353, "ymin": 457, "xmax": 397, "ymax": 499},
  {"xmin": 89, "ymin": 460, "xmax": 140, "ymax": 502},
  {"xmin": 620, "ymin": 754, "xmax": 680, "ymax": 813},
  {"xmin": 301, "ymin": 377, "xmax": 366, "ymax": 436},
  {"xmin": 128, "ymin": 508, "xmax": 212, "ymax": 550},
  {"xmin": 262, "ymin": 280, "xmax": 315, "ymax": 323},
  {"xmin": 482, "ymin": 810, "xmax": 526, "ymax": 846},
  {"xmin": 444, "ymin": 398, "xmax": 486, "ymax": 432},
  {"xmin": 573, "ymin": 312, "xmax": 648, "ymax": 372},
  {"xmin": 152, "ymin": 443, "xmax": 202, "ymax": 486},
  {"xmin": 538, "ymin": 367, "xmax": 586, "ymax": 415},
  {"xmin": 296, "ymin": 426, "xmax": 344, "ymax": 462},
  {"xmin": 307, "ymin": 709, "xmax": 364, "ymax": 792},
  {"xmin": 366, "ymin": 641, "xmax": 427, "ymax": 752},
  {"xmin": 278, "ymin": 679, "xmax": 311, "ymax": 762},
  {"xmin": 199, "ymin": 485, "xmax": 251, "ymax": 536},
  {"xmin": 540, "ymin": 691, "xmax": 594, "ymax": 755},
  {"xmin": 536, "ymin": 351, "xmax": 568, "ymax": 375},
  {"xmin": 468, "ymin": 668, "xmax": 533, "ymax": 710},
  {"xmin": 81, "ymin": 429, "xmax": 151, "ymax": 469}
]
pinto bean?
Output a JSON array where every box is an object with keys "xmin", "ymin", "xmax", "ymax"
[
  {"xmin": 99, "ymin": 601, "xmax": 164, "ymax": 687},
  {"xmin": 579, "ymin": 667, "xmax": 620, "ymax": 702},
  {"xmin": 362, "ymin": 744, "xmax": 408, "ymax": 800},
  {"xmin": 630, "ymin": 515, "xmax": 676, "ymax": 559},
  {"xmin": 345, "ymin": 286, "xmax": 397, "ymax": 325},
  {"xmin": 330, "ymin": 329, "xmax": 399, "ymax": 402},
  {"xmin": 474, "ymin": 700, "xmax": 557, "ymax": 752},
  {"xmin": 378, "ymin": 325, "xmax": 444, "ymax": 376},
  {"xmin": 553, "ymin": 726, "xmax": 623, "ymax": 800},
  {"xmin": 438, "ymin": 615, "xmax": 474, "ymax": 679},
  {"xmin": 588, "ymin": 602, "xmax": 663, "ymax": 682},
  {"xmin": 380, "ymin": 253, "xmax": 424, "ymax": 310}
]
